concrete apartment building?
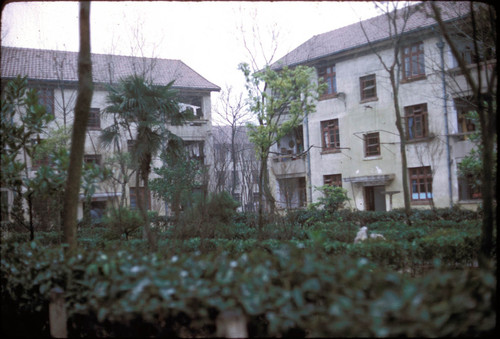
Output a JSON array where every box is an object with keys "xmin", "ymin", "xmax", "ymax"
[
  {"xmin": 268, "ymin": 2, "xmax": 490, "ymax": 212},
  {"xmin": 1, "ymin": 46, "xmax": 220, "ymax": 222}
]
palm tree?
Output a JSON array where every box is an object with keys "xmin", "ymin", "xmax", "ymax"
[{"xmin": 100, "ymin": 75, "xmax": 183, "ymax": 251}]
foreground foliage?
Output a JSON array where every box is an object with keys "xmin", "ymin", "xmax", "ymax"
[
  {"xmin": 1, "ymin": 240, "xmax": 496, "ymax": 337},
  {"xmin": 1, "ymin": 207, "xmax": 496, "ymax": 336}
]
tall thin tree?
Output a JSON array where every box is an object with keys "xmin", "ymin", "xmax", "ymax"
[
  {"xmin": 429, "ymin": 2, "xmax": 497, "ymax": 265},
  {"xmin": 62, "ymin": 1, "xmax": 93, "ymax": 252}
]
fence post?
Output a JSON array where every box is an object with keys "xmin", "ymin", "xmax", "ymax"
[
  {"xmin": 216, "ymin": 309, "xmax": 248, "ymax": 338},
  {"xmin": 49, "ymin": 287, "xmax": 67, "ymax": 338}
]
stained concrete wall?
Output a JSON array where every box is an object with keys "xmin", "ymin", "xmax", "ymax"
[{"xmin": 270, "ymin": 35, "xmax": 481, "ymax": 211}]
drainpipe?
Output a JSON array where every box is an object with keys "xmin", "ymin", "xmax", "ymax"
[
  {"xmin": 304, "ymin": 114, "xmax": 313, "ymax": 205},
  {"xmin": 437, "ymin": 37, "xmax": 453, "ymax": 208}
]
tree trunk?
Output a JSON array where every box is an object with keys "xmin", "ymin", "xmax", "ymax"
[
  {"xmin": 257, "ymin": 151, "xmax": 276, "ymax": 235},
  {"xmin": 389, "ymin": 68, "xmax": 412, "ymax": 221},
  {"xmin": 478, "ymin": 98, "xmax": 495, "ymax": 267},
  {"xmin": 62, "ymin": 1, "xmax": 93, "ymax": 253},
  {"xmin": 136, "ymin": 167, "xmax": 157, "ymax": 251},
  {"xmin": 257, "ymin": 154, "xmax": 266, "ymax": 235},
  {"xmin": 231, "ymin": 126, "xmax": 237, "ymax": 197},
  {"xmin": 429, "ymin": 2, "xmax": 496, "ymax": 265}
]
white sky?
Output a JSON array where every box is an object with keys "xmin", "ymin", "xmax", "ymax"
[{"xmin": 1, "ymin": 1, "xmax": 383, "ymax": 123}]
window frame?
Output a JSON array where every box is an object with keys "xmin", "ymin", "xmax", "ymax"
[
  {"xmin": 323, "ymin": 174, "xmax": 342, "ymax": 187},
  {"xmin": 402, "ymin": 42, "xmax": 426, "ymax": 81},
  {"xmin": 360, "ymin": 74, "xmax": 377, "ymax": 102},
  {"xmin": 87, "ymin": 108, "xmax": 101, "ymax": 130},
  {"xmin": 84, "ymin": 154, "xmax": 102, "ymax": 167},
  {"xmin": 364, "ymin": 132, "xmax": 381, "ymax": 157},
  {"xmin": 404, "ymin": 104, "xmax": 428, "ymax": 140},
  {"xmin": 129, "ymin": 187, "xmax": 151, "ymax": 210},
  {"xmin": 185, "ymin": 140, "xmax": 205, "ymax": 164},
  {"xmin": 321, "ymin": 119, "xmax": 340, "ymax": 152},
  {"xmin": 36, "ymin": 87, "xmax": 55, "ymax": 116},
  {"xmin": 454, "ymin": 97, "xmax": 477, "ymax": 137},
  {"xmin": 179, "ymin": 95, "xmax": 204, "ymax": 119},
  {"xmin": 458, "ymin": 172, "xmax": 481, "ymax": 201},
  {"xmin": 318, "ymin": 64, "xmax": 337, "ymax": 100},
  {"xmin": 409, "ymin": 166, "xmax": 433, "ymax": 202}
]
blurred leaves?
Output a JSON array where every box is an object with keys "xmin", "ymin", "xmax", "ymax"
[{"xmin": 1, "ymin": 235, "xmax": 496, "ymax": 337}]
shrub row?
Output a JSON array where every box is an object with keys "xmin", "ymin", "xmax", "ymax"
[
  {"xmin": 4, "ymin": 217, "xmax": 486, "ymax": 270},
  {"xmin": 1, "ymin": 240, "xmax": 495, "ymax": 337}
]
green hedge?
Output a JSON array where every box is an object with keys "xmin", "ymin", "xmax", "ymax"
[{"xmin": 1, "ymin": 240, "xmax": 496, "ymax": 337}]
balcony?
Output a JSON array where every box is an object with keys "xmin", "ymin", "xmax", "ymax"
[{"xmin": 271, "ymin": 153, "xmax": 306, "ymax": 176}]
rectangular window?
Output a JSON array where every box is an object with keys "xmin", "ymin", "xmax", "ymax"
[
  {"xmin": 458, "ymin": 174, "xmax": 481, "ymax": 201},
  {"xmin": 298, "ymin": 177, "xmax": 307, "ymax": 207},
  {"xmin": 403, "ymin": 42, "xmax": 425, "ymax": 80},
  {"xmin": 455, "ymin": 42, "xmax": 494, "ymax": 66},
  {"xmin": 364, "ymin": 132, "xmax": 380, "ymax": 157},
  {"xmin": 87, "ymin": 108, "xmax": 101, "ymax": 130},
  {"xmin": 360, "ymin": 74, "xmax": 377, "ymax": 101},
  {"xmin": 324, "ymin": 174, "xmax": 342, "ymax": 187},
  {"xmin": 36, "ymin": 87, "xmax": 54, "ymax": 116},
  {"xmin": 318, "ymin": 64, "xmax": 337, "ymax": 99},
  {"xmin": 321, "ymin": 119, "xmax": 340, "ymax": 151},
  {"xmin": 179, "ymin": 95, "xmax": 203, "ymax": 118},
  {"xmin": 409, "ymin": 166, "xmax": 433, "ymax": 201},
  {"xmin": 454, "ymin": 97, "xmax": 477, "ymax": 136},
  {"xmin": 84, "ymin": 154, "xmax": 102, "ymax": 166},
  {"xmin": 461, "ymin": 46, "xmax": 474, "ymax": 65},
  {"xmin": 129, "ymin": 187, "xmax": 151, "ymax": 210},
  {"xmin": 185, "ymin": 141, "xmax": 205, "ymax": 164},
  {"xmin": 404, "ymin": 104, "xmax": 428, "ymax": 140}
]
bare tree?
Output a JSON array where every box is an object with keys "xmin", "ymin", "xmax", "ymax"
[
  {"xmin": 359, "ymin": 2, "xmax": 425, "ymax": 220},
  {"xmin": 238, "ymin": 145, "xmax": 260, "ymax": 212},
  {"xmin": 62, "ymin": 1, "xmax": 93, "ymax": 252},
  {"xmin": 236, "ymin": 6, "xmax": 281, "ymax": 74},
  {"xmin": 213, "ymin": 85, "xmax": 252, "ymax": 197},
  {"xmin": 428, "ymin": 1, "xmax": 497, "ymax": 264}
]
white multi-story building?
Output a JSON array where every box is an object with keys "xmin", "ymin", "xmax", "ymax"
[
  {"xmin": 1, "ymin": 46, "xmax": 220, "ymax": 223},
  {"xmin": 267, "ymin": 2, "xmax": 492, "ymax": 211}
]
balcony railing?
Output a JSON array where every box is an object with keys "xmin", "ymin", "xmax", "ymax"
[{"xmin": 271, "ymin": 153, "xmax": 306, "ymax": 176}]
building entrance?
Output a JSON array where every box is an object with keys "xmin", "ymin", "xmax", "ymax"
[{"xmin": 364, "ymin": 185, "xmax": 386, "ymax": 211}]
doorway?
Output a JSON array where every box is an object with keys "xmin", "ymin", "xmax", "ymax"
[{"xmin": 364, "ymin": 185, "xmax": 386, "ymax": 211}]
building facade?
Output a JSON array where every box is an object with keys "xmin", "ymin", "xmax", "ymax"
[
  {"xmin": 268, "ymin": 2, "xmax": 492, "ymax": 211},
  {"xmin": 1, "ymin": 46, "xmax": 220, "ymax": 224}
]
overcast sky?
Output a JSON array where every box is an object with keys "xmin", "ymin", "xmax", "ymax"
[{"xmin": 1, "ymin": 1, "xmax": 383, "ymax": 123}]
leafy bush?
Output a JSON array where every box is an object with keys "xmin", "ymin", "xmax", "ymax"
[
  {"xmin": 172, "ymin": 192, "xmax": 240, "ymax": 239},
  {"xmin": 312, "ymin": 185, "xmax": 350, "ymax": 214},
  {"xmin": 205, "ymin": 191, "xmax": 240, "ymax": 224},
  {"xmin": 1, "ymin": 241, "xmax": 496, "ymax": 337},
  {"xmin": 101, "ymin": 206, "xmax": 143, "ymax": 240}
]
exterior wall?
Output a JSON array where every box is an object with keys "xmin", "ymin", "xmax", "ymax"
[
  {"xmin": 270, "ymin": 35, "xmax": 482, "ymax": 211},
  {"xmin": 6, "ymin": 82, "xmax": 215, "ymax": 221}
]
